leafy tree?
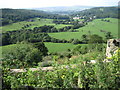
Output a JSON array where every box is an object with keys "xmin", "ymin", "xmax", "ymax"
[
  {"xmin": 88, "ymin": 34, "xmax": 104, "ymax": 44},
  {"xmin": 72, "ymin": 45, "xmax": 88, "ymax": 54},
  {"xmin": 71, "ymin": 7, "xmax": 119, "ymax": 19},
  {"xmin": 2, "ymin": 8, "xmax": 70, "ymax": 26},
  {"xmin": 33, "ymin": 42, "xmax": 48, "ymax": 56},
  {"xmin": 105, "ymin": 32, "xmax": 113, "ymax": 39},
  {"xmin": 81, "ymin": 34, "xmax": 88, "ymax": 43},
  {"xmin": 72, "ymin": 39, "xmax": 80, "ymax": 44},
  {"xmin": 2, "ymin": 43, "xmax": 46, "ymax": 68},
  {"xmin": 2, "ymin": 33, "xmax": 11, "ymax": 45}
]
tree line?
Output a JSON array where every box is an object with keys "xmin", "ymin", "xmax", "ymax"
[
  {"xmin": 1, "ymin": 8, "xmax": 70, "ymax": 26},
  {"xmin": 2, "ymin": 29, "xmax": 70, "ymax": 46},
  {"xmin": 2, "ymin": 29, "xmax": 108, "ymax": 47},
  {"xmin": 71, "ymin": 7, "xmax": 119, "ymax": 19}
]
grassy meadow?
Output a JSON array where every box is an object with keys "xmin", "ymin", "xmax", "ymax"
[
  {"xmin": 1, "ymin": 18, "xmax": 72, "ymax": 32},
  {"xmin": 1, "ymin": 18, "xmax": 118, "ymax": 56},
  {"xmin": 49, "ymin": 32, "xmax": 84, "ymax": 40},
  {"xmin": 44, "ymin": 42, "xmax": 79, "ymax": 53},
  {"xmin": 1, "ymin": 42, "xmax": 81, "ymax": 58},
  {"xmin": 0, "ymin": 44, "xmax": 16, "ymax": 58},
  {"xmin": 49, "ymin": 18, "xmax": 118, "ymax": 40},
  {"xmin": 2, "ymin": 7, "xmax": 119, "ymax": 89}
]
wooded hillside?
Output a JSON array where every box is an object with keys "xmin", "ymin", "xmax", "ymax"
[
  {"xmin": 1, "ymin": 8, "xmax": 69, "ymax": 26},
  {"xmin": 71, "ymin": 7, "xmax": 119, "ymax": 18}
]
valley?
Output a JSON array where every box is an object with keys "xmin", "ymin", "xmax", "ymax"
[{"xmin": 1, "ymin": 6, "xmax": 120, "ymax": 89}]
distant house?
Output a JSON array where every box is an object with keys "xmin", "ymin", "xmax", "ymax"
[
  {"xmin": 78, "ymin": 21, "xmax": 83, "ymax": 24},
  {"xmin": 90, "ymin": 17, "xmax": 93, "ymax": 20},
  {"xmin": 93, "ymin": 16, "xmax": 96, "ymax": 19},
  {"xmin": 73, "ymin": 17, "xmax": 80, "ymax": 20},
  {"xmin": 79, "ymin": 17, "xmax": 83, "ymax": 19},
  {"xmin": 28, "ymin": 19, "xmax": 34, "ymax": 22}
]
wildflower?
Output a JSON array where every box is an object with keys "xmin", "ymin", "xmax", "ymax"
[{"xmin": 61, "ymin": 75, "xmax": 65, "ymax": 79}]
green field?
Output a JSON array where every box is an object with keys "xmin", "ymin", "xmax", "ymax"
[
  {"xmin": 44, "ymin": 42, "xmax": 79, "ymax": 53},
  {"xmin": 49, "ymin": 18, "xmax": 118, "ymax": 40},
  {"xmin": 77, "ymin": 18, "xmax": 118, "ymax": 37},
  {"xmin": 0, "ymin": 43, "xmax": 79, "ymax": 57},
  {"xmin": 1, "ymin": 18, "xmax": 118, "ymax": 56},
  {"xmin": 0, "ymin": 44, "xmax": 29, "ymax": 54},
  {"xmin": 0, "ymin": 44, "xmax": 17, "ymax": 58},
  {"xmin": 1, "ymin": 18, "xmax": 72, "ymax": 32},
  {"xmin": 49, "ymin": 32, "xmax": 84, "ymax": 40}
]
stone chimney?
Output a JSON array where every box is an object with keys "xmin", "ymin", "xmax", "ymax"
[{"xmin": 106, "ymin": 39, "xmax": 120, "ymax": 58}]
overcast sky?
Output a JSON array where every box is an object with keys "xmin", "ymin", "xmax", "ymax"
[{"xmin": 0, "ymin": 0, "xmax": 119, "ymax": 9}]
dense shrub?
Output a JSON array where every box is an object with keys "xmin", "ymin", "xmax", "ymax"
[
  {"xmin": 2, "ymin": 48, "xmax": 119, "ymax": 89},
  {"xmin": 2, "ymin": 42, "xmax": 48, "ymax": 68}
]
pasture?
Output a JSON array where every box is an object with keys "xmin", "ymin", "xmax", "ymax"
[
  {"xmin": 44, "ymin": 42, "xmax": 78, "ymax": 53},
  {"xmin": 0, "ymin": 43, "xmax": 79, "ymax": 57},
  {"xmin": 0, "ymin": 43, "xmax": 33, "ymax": 58},
  {"xmin": 49, "ymin": 18, "xmax": 118, "ymax": 40},
  {"xmin": 49, "ymin": 32, "xmax": 85, "ymax": 40},
  {"xmin": 77, "ymin": 18, "xmax": 118, "ymax": 37},
  {"xmin": 1, "ymin": 18, "xmax": 72, "ymax": 32},
  {"xmin": 0, "ymin": 44, "xmax": 17, "ymax": 58},
  {"xmin": 1, "ymin": 18, "xmax": 118, "ymax": 56}
]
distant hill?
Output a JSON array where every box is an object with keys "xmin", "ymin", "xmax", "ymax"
[
  {"xmin": 71, "ymin": 6, "xmax": 119, "ymax": 18},
  {"xmin": 31, "ymin": 6, "xmax": 93, "ymax": 14},
  {"xmin": 33, "ymin": 6, "xmax": 93, "ymax": 11},
  {"xmin": 1, "ymin": 8, "xmax": 69, "ymax": 26}
]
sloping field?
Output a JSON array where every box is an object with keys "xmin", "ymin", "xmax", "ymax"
[
  {"xmin": 77, "ymin": 18, "xmax": 118, "ymax": 37},
  {"xmin": 44, "ymin": 42, "xmax": 78, "ymax": 53},
  {"xmin": 0, "ymin": 44, "xmax": 17, "ymax": 58},
  {"xmin": 48, "ymin": 32, "xmax": 84, "ymax": 40},
  {"xmin": 0, "ymin": 42, "xmax": 79, "ymax": 57},
  {"xmin": 49, "ymin": 18, "xmax": 118, "ymax": 40},
  {"xmin": 2, "ymin": 18, "xmax": 72, "ymax": 32},
  {"xmin": 0, "ymin": 43, "xmax": 33, "ymax": 58}
]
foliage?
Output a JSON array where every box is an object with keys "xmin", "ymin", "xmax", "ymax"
[
  {"xmin": 71, "ymin": 7, "xmax": 119, "ymax": 19},
  {"xmin": 1, "ymin": 18, "xmax": 72, "ymax": 32},
  {"xmin": 53, "ymin": 19, "xmax": 85, "ymax": 29},
  {"xmin": 1, "ymin": 7, "xmax": 119, "ymax": 89},
  {"xmin": 72, "ymin": 43, "xmax": 105, "ymax": 55},
  {"xmin": 2, "ymin": 28, "xmax": 71, "ymax": 46},
  {"xmin": 105, "ymin": 32, "xmax": 113, "ymax": 39},
  {"xmin": 81, "ymin": 34, "xmax": 88, "ymax": 43},
  {"xmin": 38, "ymin": 61, "xmax": 53, "ymax": 67},
  {"xmin": 44, "ymin": 42, "xmax": 77, "ymax": 53},
  {"xmin": 71, "ymin": 39, "xmax": 82, "ymax": 44},
  {"xmin": 1, "ymin": 8, "xmax": 69, "ymax": 26},
  {"xmin": 33, "ymin": 42, "xmax": 48, "ymax": 56},
  {"xmin": 49, "ymin": 18, "xmax": 118, "ymax": 41},
  {"xmin": 32, "ymin": 25, "xmax": 77, "ymax": 33},
  {"xmin": 81, "ymin": 34, "xmax": 104, "ymax": 44},
  {"xmin": 2, "ymin": 42, "xmax": 47, "ymax": 68},
  {"xmin": 72, "ymin": 45, "xmax": 88, "ymax": 54},
  {"xmin": 88, "ymin": 34, "xmax": 104, "ymax": 44},
  {"xmin": 2, "ymin": 49, "xmax": 119, "ymax": 89},
  {"xmin": 2, "ymin": 29, "xmax": 50, "ymax": 45}
]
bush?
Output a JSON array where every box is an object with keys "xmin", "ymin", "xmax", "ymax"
[
  {"xmin": 38, "ymin": 61, "xmax": 53, "ymax": 67},
  {"xmin": 2, "ymin": 43, "xmax": 43, "ymax": 68},
  {"xmin": 72, "ymin": 45, "xmax": 88, "ymax": 55},
  {"xmin": 2, "ymin": 47, "xmax": 119, "ymax": 89}
]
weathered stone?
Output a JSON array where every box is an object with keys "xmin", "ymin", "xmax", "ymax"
[
  {"xmin": 10, "ymin": 69, "xmax": 27, "ymax": 72},
  {"xmin": 106, "ymin": 39, "xmax": 120, "ymax": 58}
]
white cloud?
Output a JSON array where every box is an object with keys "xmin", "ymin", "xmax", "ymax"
[{"xmin": 0, "ymin": 0, "xmax": 119, "ymax": 8}]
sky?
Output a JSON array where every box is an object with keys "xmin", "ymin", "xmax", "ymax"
[{"xmin": 0, "ymin": 0, "xmax": 119, "ymax": 9}]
